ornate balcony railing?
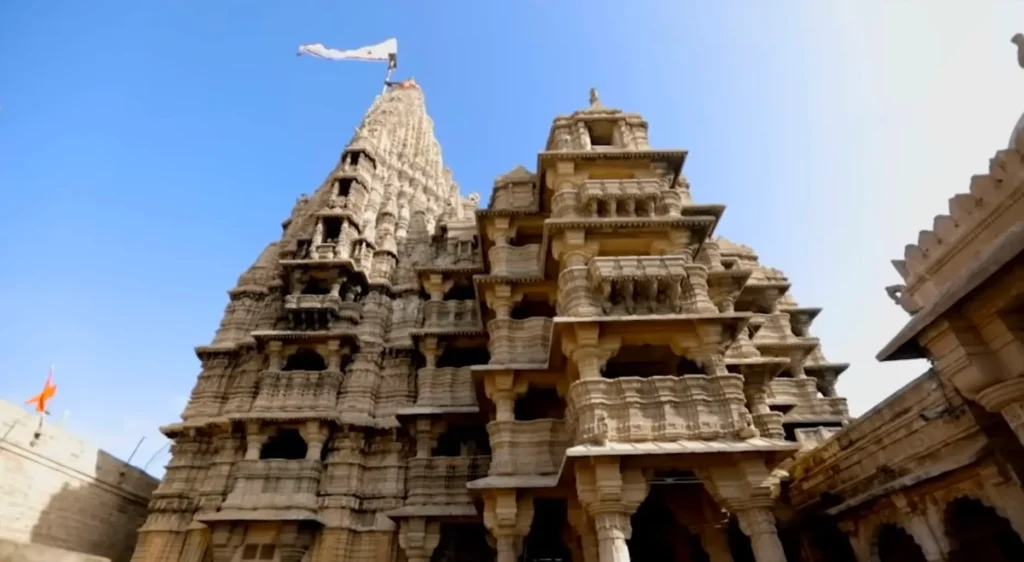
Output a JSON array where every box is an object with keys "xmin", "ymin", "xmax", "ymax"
[
  {"xmin": 405, "ymin": 456, "xmax": 491, "ymax": 506},
  {"xmin": 558, "ymin": 256, "xmax": 719, "ymax": 317},
  {"xmin": 421, "ymin": 299, "xmax": 480, "ymax": 332},
  {"xmin": 250, "ymin": 370, "xmax": 344, "ymax": 415},
  {"xmin": 220, "ymin": 459, "xmax": 322, "ymax": 513},
  {"xmin": 487, "ymin": 317, "xmax": 552, "ymax": 365},
  {"xmin": 566, "ymin": 375, "xmax": 753, "ymax": 443},
  {"xmin": 284, "ymin": 294, "xmax": 361, "ymax": 330},
  {"xmin": 486, "ymin": 420, "xmax": 568, "ymax": 476},
  {"xmin": 415, "ymin": 367, "xmax": 477, "ymax": 409},
  {"xmin": 488, "ymin": 244, "xmax": 542, "ymax": 277},
  {"xmin": 550, "ymin": 178, "xmax": 684, "ymax": 219}
]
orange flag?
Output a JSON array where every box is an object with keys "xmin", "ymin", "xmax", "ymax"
[{"xmin": 25, "ymin": 366, "xmax": 57, "ymax": 414}]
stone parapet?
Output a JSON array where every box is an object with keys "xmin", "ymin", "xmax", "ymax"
[
  {"xmin": 404, "ymin": 456, "xmax": 490, "ymax": 507},
  {"xmin": 486, "ymin": 317, "xmax": 552, "ymax": 365},
  {"xmin": 486, "ymin": 419, "xmax": 567, "ymax": 476},
  {"xmin": 566, "ymin": 374, "xmax": 752, "ymax": 443},
  {"xmin": 488, "ymin": 244, "xmax": 542, "ymax": 277},
  {"xmin": 413, "ymin": 367, "xmax": 477, "ymax": 409}
]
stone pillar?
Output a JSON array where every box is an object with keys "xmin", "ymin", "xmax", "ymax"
[
  {"xmin": 267, "ymin": 341, "xmax": 284, "ymax": 371},
  {"xmin": 398, "ymin": 517, "xmax": 441, "ymax": 562},
  {"xmin": 695, "ymin": 523, "xmax": 734, "ymax": 562},
  {"xmin": 892, "ymin": 493, "xmax": 949, "ymax": 562},
  {"xmin": 697, "ymin": 460, "xmax": 786, "ymax": 562},
  {"xmin": 301, "ymin": 420, "xmax": 328, "ymax": 461},
  {"xmin": 483, "ymin": 490, "xmax": 534, "ymax": 562},
  {"xmin": 484, "ymin": 372, "xmax": 526, "ymax": 422},
  {"xmin": 575, "ymin": 458, "xmax": 649, "ymax": 562},
  {"xmin": 594, "ymin": 511, "xmax": 632, "ymax": 562},
  {"xmin": 563, "ymin": 324, "xmax": 621, "ymax": 381},
  {"xmin": 568, "ymin": 498, "xmax": 600, "ymax": 562},
  {"xmin": 837, "ymin": 520, "xmax": 873, "ymax": 562},
  {"xmin": 244, "ymin": 422, "xmax": 266, "ymax": 460},
  {"xmin": 326, "ymin": 340, "xmax": 343, "ymax": 371},
  {"xmin": 735, "ymin": 507, "xmax": 788, "ymax": 562}
]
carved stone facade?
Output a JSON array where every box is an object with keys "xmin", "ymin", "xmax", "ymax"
[
  {"xmin": 783, "ymin": 36, "xmax": 1024, "ymax": 562},
  {"xmin": 130, "ymin": 85, "xmax": 852, "ymax": 562}
]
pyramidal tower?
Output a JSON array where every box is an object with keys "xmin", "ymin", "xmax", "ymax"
[{"xmin": 133, "ymin": 85, "xmax": 849, "ymax": 562}]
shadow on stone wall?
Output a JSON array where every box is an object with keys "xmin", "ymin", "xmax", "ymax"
[{"xmin": 27, "ymin": 448, "xmax": 155, "ymax": 562}]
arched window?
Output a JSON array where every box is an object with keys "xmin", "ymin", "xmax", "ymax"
[
  {"xmin": 945, "ymin": 497, "xmax": 1024, "ymax": 562},
  {"xmin": 283, "ymin": 348, "xmax": 327, "ymax": 371},
  {"xmin": 876, "ymin": 524, "xmax": 927, "ymax": 562},
  {"xmin": 259, "ymin": 428, "xmax": 308, "ymax": 460}
]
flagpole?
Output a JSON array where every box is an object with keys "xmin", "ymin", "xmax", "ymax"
[{"xmin": 382, "ymin": 53, "xmax": 397, "ymax": 95}]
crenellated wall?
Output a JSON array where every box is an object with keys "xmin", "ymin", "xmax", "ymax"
[{"xmin": 0, "ymin": 399, "xmax": 158, "ymax": 562}]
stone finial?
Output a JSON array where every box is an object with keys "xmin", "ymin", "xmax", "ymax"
[
  {"xmin": 589, "ymin": 87, "xmax": 600, "ymax": 107},
  {"xmin": 1013, "ymin": 33, "xmax": 1024, "ymax": 69}
]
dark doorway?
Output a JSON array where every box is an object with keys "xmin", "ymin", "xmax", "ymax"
[{"xmin": 945, "ymin": 497, "xmax": 1024, "ymax": 562}]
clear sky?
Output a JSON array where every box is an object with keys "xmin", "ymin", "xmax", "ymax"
[{"xmin": 1, "ymin": 1, "xmax": 1022, "ymax": 477}]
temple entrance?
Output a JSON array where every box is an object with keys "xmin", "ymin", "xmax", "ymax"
[
  {"xmin": 875, "ymin": 524, "xmax": 927, "ymax": 562},
  {"xmin": 628, "ymin": 488, "xmax": 708, "ymax": 562},
  {"xmin": 520, "ymin": 499, "xmax": 572, "ymax": 562},
  {"xmin": 945, "ymin": 497, "xmax": 1024, "ymax": 562},
  {"xmin": 432, "ymin": 523, "xmax": 494, "ymax": 562}
]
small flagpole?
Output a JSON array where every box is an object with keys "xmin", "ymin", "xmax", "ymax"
[{"xmin": 382, "ymin": 54, "xmax": 397, "ymax": 95}]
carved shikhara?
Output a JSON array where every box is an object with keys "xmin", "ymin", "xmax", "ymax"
[{"xmin": 132, "ymin": 85, "xmax": 851, "ymax": 562}]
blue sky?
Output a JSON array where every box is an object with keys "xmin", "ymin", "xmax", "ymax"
[{"xmin": 1, "ymin": 1, "xmax": 1022, "ymax": 477}]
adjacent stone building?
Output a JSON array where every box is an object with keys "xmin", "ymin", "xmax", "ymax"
[
  {"xmin": 0, "ymin": 398, "xmax": 158, "ymax": 562},
  {"xmin": 782, "ymin": 39, "xmax": 1024, "ymax": 562},
  {"xmin": 129, "ymin": 80, "xmax": 851, "ymax": 562}
]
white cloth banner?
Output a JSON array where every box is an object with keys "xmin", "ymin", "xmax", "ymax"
[{"xmin": 297, "ymin": 38, "xmax": 398, "ymax": 63}]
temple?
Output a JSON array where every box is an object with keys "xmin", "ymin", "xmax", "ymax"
[{"xmin": 129, "ymin": 37, "xmax": 1024, "ymax": 562}]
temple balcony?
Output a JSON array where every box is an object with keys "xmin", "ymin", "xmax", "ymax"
[
  {"xmin": 485, "ymin": 419, "xmax": 568, "ymax": 477},
  {"xmin": 487, "ymin": 243, "xmax": 542, "ymax": 277},
  {"xmin": 249, "ymin": 370, "xmax": 344, "ymax": 417},
  {"xmin": 214, "ymin": 459, "xmax": 322, "ymax": 520},
  {"xmin": 421, "ymin": 299, "xmax": 481, "ymax": 332},
  {"xmin": 559, "ymin": 256, "xmax": 721, "ymax": 317},
  {"xmin": 338, "ymin": 150, "xmax": 376, "ymax": 184},
  {"xmin": 551, "ymin": 178, "xmax": 685, "ymax": 219},
  {"xmin": 284, "ymin": 294, "xmax": 362, "ymax": 330},
  {"xmin": 486, "ymin": 317, "xmax": 553, "ymax": 365},
  {"xmin": 412, "ymin": 366, "xmax": 478, "ymax": 411},
  {"xmin": 427, "ymin": 238, "xmax": 483, "ymax": 270},
  {"xmin": 566, "ymin": 375, "xmax": 754, "ymax": 444},
  {"xmin": 398, "ymin": 456, "xmax": 491, "ymax": 514}
]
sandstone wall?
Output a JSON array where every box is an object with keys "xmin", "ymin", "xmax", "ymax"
[{"xmin": 0, "ymin": 399, "xmax": 159, "ymax": 562}]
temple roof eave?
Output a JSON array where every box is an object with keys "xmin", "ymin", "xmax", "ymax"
[{"xmin": 877, "ymin": 221, "xmax": 1024, "ymax": 361}]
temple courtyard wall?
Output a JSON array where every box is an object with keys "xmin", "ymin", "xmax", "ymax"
[{"xmin": 0, "ymin": 399, "xmax": 159, "ymax": 562}]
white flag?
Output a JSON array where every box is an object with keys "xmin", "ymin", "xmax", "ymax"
[{"xmin": 297, "ymin": 38, "xmax": 398, "ymax": 64}]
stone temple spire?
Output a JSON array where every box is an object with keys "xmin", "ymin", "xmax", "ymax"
[{"xmin": 133, "ymin": 83, "xmax": 471, "ymax": 562}]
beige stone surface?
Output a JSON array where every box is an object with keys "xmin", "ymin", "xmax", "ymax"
[
  {"xmin": 130, "ymin": 83, "xmax": 851, "ymax": 562},
  {"xmin": 0, "ymin": 399, "xmax": 158, "ymax": 562}
]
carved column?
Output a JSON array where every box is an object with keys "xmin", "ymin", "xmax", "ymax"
[
  {"xmin": 483, "ymin": 490, "xmax": 534, "ymax": 562},
  {"xmin": 575, "ymin": 458, "xmax": 649, "ymax": 562},
  {"xmin": 484, "ymin": 372, "xmax": 526, "ymax": 422},
  {"xmin": 698, "ymin": 460, "xmax": 786, "ymax": 562},
  {"xmin": 568, "ymin": 498, "xmax": 600, "ymax": 562},
  {"xmin": 695, "ymin": 523, "xmax": 734, "ymax": 562},
  {"xmin": 244, "ymin": 422, "xmax": 266, "ymax": 460},
  {"xmin": 300, "ymin": 420, "xmax": 328, "ymax": 461},
  {"xmin": 553, "ymin": 230, "xmax": 599, "ymax": 317},
  {"xmin": 976, "ymin": 378, "xmax": 1024, "ymax": 447},
  {"xmin": 735, "ymin": 507, "xmax": 787, "ymax": 562},
  {"xmin": 563, "ymin": 324, "xmax": 621, "ymax": 381},
  {"xmin": 892, "ymin": 493, "xmax": 948, "ymax": 562},
  {"xmin": 267, "ymin": 341, "xmax": 284, "ymax": 371}
]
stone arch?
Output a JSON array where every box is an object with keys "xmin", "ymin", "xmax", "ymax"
[
  {"xmin": 874, "ymin": 524, "xmax": 927, "ymax": 562},
  {"xmin": 629, "ymin": 490, "xmax": 708, "ymax": 562},
  {"xmin": 944, "ymin": 496, "xmax": 1024, "ymax": 562},
  {"xmin": 282, "ymin": 348, "xmax": 327, "ymax": 371}
]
